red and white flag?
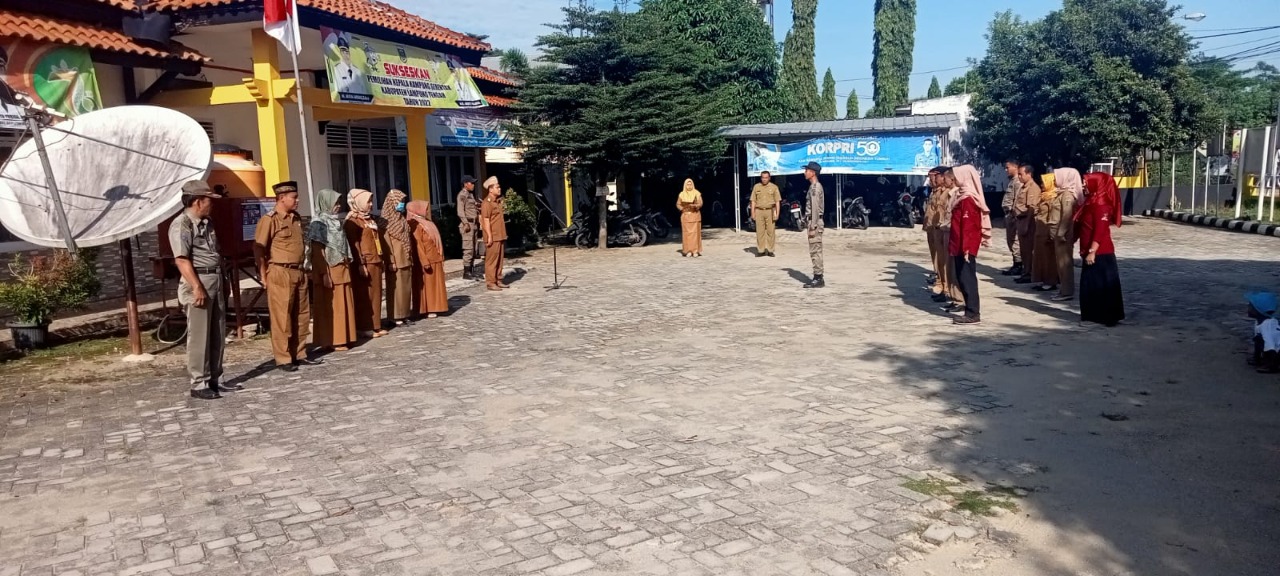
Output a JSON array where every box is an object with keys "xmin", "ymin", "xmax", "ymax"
[{"xmin": 263, "ymin": 0, "xmax": 302, "ymax": 54}]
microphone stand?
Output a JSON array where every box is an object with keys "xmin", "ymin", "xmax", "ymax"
[{"xmin": 529, "ymin": 188, "xmax": 573, "ymax": 291}]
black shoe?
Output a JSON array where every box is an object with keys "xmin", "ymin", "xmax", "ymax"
[
  {"xmin": 953, "ymin": 315, "xmax": 982, "ymax": 325},
  {"xmin": 190, "ymin": 388, "xmax": 222, "ymax": 400},
  {"xmin": 930, "ymin": 293, "xmax": 949, "ymax": 303},
  {"xmin": 755, "ymin": 252, "xmax": 765, "ymax": 258},
  {"xmin": 1014, "ymin": 276, "xmax": 1034, "ymax": 284},
  {"xmin": 942, "ymin": 303, "xmax": 962, "ymax": 313},
  {"xmin": 1034, "ymin": 284, "xmax": 1057, "ymax": 292},
  {"xmin": 279, "ymin": 364, "xmax": 298, "ymax": 373},
  {"xmin": 462, "ymin": 271, "xmax": 475, "ymax": 280},
  {"xmin": 767, "ymin": 251, "xmax": 775, "ymax": 257},
  {"xmin": 803, "ymin": 275, "xmax": 826, "ymax": 289},
  {"xmin": 294, "ymin": 358, "xmax": 323, "ymax": 367},
  {"xmin": 216, "ymin": 382, "xmax": 245, "ymax": 392}
]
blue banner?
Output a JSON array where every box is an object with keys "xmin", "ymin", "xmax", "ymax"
[{"xmin": 745, "ymin": 132, "xmax": 943, "ymax": 176}]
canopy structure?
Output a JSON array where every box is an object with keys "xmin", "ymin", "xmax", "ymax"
[{"xmin": 717, "ymin": 114, "xmax": 964, "ymax": 231}]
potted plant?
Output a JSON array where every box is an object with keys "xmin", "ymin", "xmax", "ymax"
[{"xmin": 0, "ymin": 250, "xmax": 101, "ymax": 350}]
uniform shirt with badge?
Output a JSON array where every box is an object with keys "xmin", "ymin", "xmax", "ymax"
[
  {"xmin": 169, "ymin": 210, "xmax": 221, "ymax": 304},
  {"xmin": 751, "ymin": 182, "xmax": 781, "ymax": 209},
  {"xmin": 254, "ymin": 210, "xmax": 307, "ymax": 265},
  {"xmin": 806, "ymin": 180, "xmax": 825, "ymax": 230}
]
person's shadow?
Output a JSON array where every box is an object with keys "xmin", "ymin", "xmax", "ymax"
[
  {"xmin": 221, "ymin": 360, "xmax": 277, "ymax": 388},
  {"xmin": 501, "ymin": 268, "xmax": 528, "ymax": 285},
  {"xmin": 886, "ymin": 260, "xmax": 951, "ymax": 317},
  {"xmin": 782, "ymin": 268, "xmax": 810, "ymax": 285}
]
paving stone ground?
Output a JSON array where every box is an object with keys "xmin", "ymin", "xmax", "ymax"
[{"xmin": 2, "ymin": 218, "xmax": 1279, "ymax": 576}]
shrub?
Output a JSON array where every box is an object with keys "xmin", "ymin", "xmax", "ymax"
[
  {"xmin": 503, "ymin": 188, "xmax": 539, "ymax": 249},
  {"xmin": 432, "ymin": 205, "xmax": 462, "ymax": 259},
  {"xmin": 0, "ymin": 249, "xmax": 101, "ymax": 325}
]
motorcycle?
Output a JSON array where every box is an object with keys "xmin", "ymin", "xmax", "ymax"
[
  {"xmin": 641, "ymin": 209, "xmax": 672, "ymax": 239},
  {"xmin": 879, "ymin": 191, "xmax": 916, "ymax": 228},
  {"xmin": 842, "ymin": 196, "xmax": 871, "ymax": 230},
  {"xmin": 574, "ymin": 208, "xmax": 648, "ymax": 248},
  {"xmin": 788, "ymin": 200, "xmax": 805, "ymax": 231}
]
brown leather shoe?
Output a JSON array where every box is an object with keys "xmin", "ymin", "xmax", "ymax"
[
  {"xmin": 497, "ymin": 281, "xmax": 510, "ymax": 288},
  {"xmin": 487, "ymin": 284, "xmax": 502, "ymax": 291}
]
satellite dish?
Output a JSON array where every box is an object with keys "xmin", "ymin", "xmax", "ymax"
[{"xmin": 0, "ymin": 105, "xmax": 211, "ymax": 248}]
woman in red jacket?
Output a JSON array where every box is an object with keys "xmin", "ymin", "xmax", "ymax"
[
  {"xmin": 1076, "ymin": 173, "xmax": 1125, "ymax": 326},
  {"xmin": 948, "ymin": 165, "xmax": 992, "ymax": 325}
]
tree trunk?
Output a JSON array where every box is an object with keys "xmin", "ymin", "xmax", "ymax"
[{"xmin": 596, "ymin": 172, "xmax": 609, "ymax": 249}]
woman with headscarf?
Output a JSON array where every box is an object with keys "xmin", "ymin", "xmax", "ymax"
[
  {"xmin": 1031, "ymin": 172, "xmax": 1060, "ymax": 293},
  {"xmin": 676, "ymin": 178, "xmax": 703, "ymax": 257},
  {"xmin": 344, "ymin": 189, "xmax": 388, "ymax": 338},
  {"xmin": 1049, "ymin": 168, "xmax": 1081, "ymax": 302},
  {"xmin": 937, "ymin": 169, "xmax": 965, "ymax": 311},
  {"xmin": 407, "ymin": 201, "xmax": 449, "ymax": 318},
  {"xmin": 1076, "ymin": 173, "xmax": 1125, "ymax": 326},
  {"xmin": 308, "ymin": 189, "xmax": 358, "ymax": 352},
  {"xmin": 379, "ymin": 189, "xmax": 414, "ymax": 327},
  {"xmin": 948, "ymin": 165, "xmax": 991, "ymax": 325}
]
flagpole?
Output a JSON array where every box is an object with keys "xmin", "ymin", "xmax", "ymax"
[{"xmin": 287, "ymin": 47, "xmax": 318, "ymax": 217}]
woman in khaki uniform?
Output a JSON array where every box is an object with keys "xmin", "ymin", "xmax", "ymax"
[
  {"xmin": 307, "ymin": 189, "xmax": 358, "ymax": 352},
  {"xmin": 344, "ymin": 189, "xmax": 388, "ymax": 338},
  {"xmin": 407, "ymin": 201, "xmax": 449, "ymax": 317},
  {"xmin": 1032, "ymin": 172, "xmax": 1060, "ymax": 292},
  {"xmin": 1050, "ymin": 168, "xmax": 1080, "ymax": 301},
  {"xmin": 922, "ymin": 167, "xmax": 954, "ymax": 303},
  {"xmin": 939, "ymin": 169, "xmax": 965, "ymax": 312},
  {"xmin": 379, "ymin": 189, "xmax": 413, "ymax": 327},
  {"xmin": 676, "ymin": 178, "xmax": 703, "ymax": 257}
]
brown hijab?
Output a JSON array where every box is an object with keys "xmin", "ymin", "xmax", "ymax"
[
  {"xmin": 406, "ymin": 200, "xmax": 443, "ymax": 259},
  {"xmin": 380, "ymin": 189, "xmax": 409, "ymax": 247}
]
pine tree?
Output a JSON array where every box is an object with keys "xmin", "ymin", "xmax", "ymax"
[
  {"xmin": 927, "ymin": 75, "xmax": 942, "ymax": 99},
  {"xmin": 779, "ymin": 0, "xmax": 821, "ymax": 121},
  {"xmin": 870, "ymin": 0, "xmax": 916, "ymax": 117},
  {"xmin": 845, "ymin": 89, "xmax": 860, "ymax": 119},
  {"xmin": 821, "ymin": 68, "xmax": 838, "ymax": 119}
]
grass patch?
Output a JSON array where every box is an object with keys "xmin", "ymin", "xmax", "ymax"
[
  {"xmin": 1, "ymin": 337, "xmax": 133, "ymax": 367},
  {"xmin": 902, "ymin": 476, "xmax": 1026, "ymax": 517},
  {"xmin": 903, "ymin": 477, "xmax": 960, "ymax": 497},
  {"xmin": 955, "ymin": 490, "xmax": 1019, "ymax": 516}
]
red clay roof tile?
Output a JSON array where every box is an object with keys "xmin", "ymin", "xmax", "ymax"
[
  {"xmin": 467, "ymin": 65, "xmax": 520, "ymax": 88},
  {"xmin": 0, "ymin": 9, "xmax": 207, "ymax": 62}
]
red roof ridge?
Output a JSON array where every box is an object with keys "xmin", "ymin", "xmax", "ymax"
[
  {"xmin": 467, "ymin": 65, "xmax": 521, "ymax": 87},
  {"xmin": 0, "ymin": 9, "xmax": 207, "ymax": 63}
]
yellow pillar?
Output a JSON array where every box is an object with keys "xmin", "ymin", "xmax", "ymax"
[
  {"xmin": 252, "ymin": 29, "xmax": 289, "ymax": 191},
  {"xmin": 405, "ymin": 114, "xmax": 430, "ymax": 201},
  {"xmin": 563, "ymin": 165, "xmax": 573, "ymax": 225}
]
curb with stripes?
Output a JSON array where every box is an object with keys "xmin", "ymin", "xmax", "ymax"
[{"xmin": 1142, "ymin": 209, "xmax": 1280, "ymax": 238}]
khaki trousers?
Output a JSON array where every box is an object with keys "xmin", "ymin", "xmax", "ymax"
[
  {"xmin": 459, "ymin": 223, "xmax": 479, "ymax": 270},
  {"xmin": 266, "ymin": 266, "xmax": 310, "ymax": 366},
  {"xmin": 754, "ymin": 208, "xmax": 776, "ymax": 252},
  {"xmin": 485, "ymin": 241, "xmax": 506, "ymax": 287},
  {"xmin": 1055, "ymin": 238, "xmax": 1076, "ymax": 297},
  {"xmin": 930, "ymin": 229, "xmax": 961, "ymax": 302},
  {"xmin": 1017, "ymin": 218, "xmax": 1035, "ymax": 277},
  {"xmin": 1006, "ymin": 222, "xmax": 1021, "ymax": 265},
  {"xmin": 183, "ymin": 272, "xmax": 225, "ymax": 390}
]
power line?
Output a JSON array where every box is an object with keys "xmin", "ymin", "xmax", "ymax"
[
  {"xmin": 834, "ymin": 64, "xmax": 972, "ymax": 84},
  {"xmin": 1199, "ymin": 35, "xmax": 1280, "ymax": 54},
  {"xmin": 1191, "ymin": 25, "xmax": 1280, "ymax": 40}
]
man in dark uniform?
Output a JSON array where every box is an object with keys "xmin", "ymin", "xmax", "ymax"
[
  {"xmin": 803, "ymin": 162, "xmax": 826, "ymax": 288},
  {"xmin": 170, "ymin": 181, "xmax": 234, "ymax": 399},
  {"xmin": 456, "ymin": 175, "xmax": 480, "ymax": 279},
  {"xmin": 254, "ymin": 181, "xmax": 313, "ymax": 372}
]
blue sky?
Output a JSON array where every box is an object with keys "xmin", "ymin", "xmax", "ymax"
[{"xmin": 406, "ymin": 0, "xmax": 1280, "ymax": 116}]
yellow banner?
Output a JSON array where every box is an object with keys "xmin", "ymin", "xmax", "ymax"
[{"xmin": 320, "ymin": 27, "xmax": 487, "ymax": 109}]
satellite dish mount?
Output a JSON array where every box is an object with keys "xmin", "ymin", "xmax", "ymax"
[{"xmin": 0, "ymin": 80, "xmax": 77, "ymax": 254}]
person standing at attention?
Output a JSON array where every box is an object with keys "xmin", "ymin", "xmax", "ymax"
[
  {"xmin": 1050, "ymin": 168, "xmax": 1081, "ymax": 302},
  {"xmin": 308, "ymin": 189, "xmax": 358, "ymax": 352},
  {"xmin": 344, "ymin": 189, "xmax": 388, "ymax": 338},
  {"xmin": 379, "ymin": 189, "xmax": 414, "ymax": 327},
  {"xmin": 1013, "ymin": 164, "xmax": 1041, "ymax": 285},
  {"xmin": 1000, "ymin": 160, "xmax": 1024, "ymax": 277},
  {"xmin": 254, "ymin": 181, "xmax": 312, "ymax": 372},
  {"xmin": 1076, "ymin": 172, "xmax": 1125, "ymax": 326},
  {"xmin": 677, "ymin": 178, "xmax": 703, "ymax": 257},
  {"xmin": 803, "ymin": 162, "xmax": 826, "ymax": 288},
  {"xmin": 1032, "ymin": 171, "xmax": 1060, "ymax": 293},
  {"xmin": 749, "ymin": 171, "xmax": 781, "ymax": 256},
  {"xmin": 922, "ymin": 167, "xmax": 955, "ymax": 304},
  {"xmin": 407, "ymin": 201, "xmax": 449, "ymax": 318},
  {"xmin": 456, "ymin": 175, "xmax": 481, "ymax": 280},
  {"xmin": 949, "ymin": 165, "xmax": 992, "ymax": 325},
  {"xmin": 170, "ymin": 181, "xmax": 232, "ymax": 399},
  {"xmin": 480, "ymin": 176, "xmax": 508, "ymax": 291}
]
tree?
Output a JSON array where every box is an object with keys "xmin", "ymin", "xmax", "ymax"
[
  {"xmin": 780, "ymin": 0, "xmax": 822, "ymax": 120},
  {"xmin": 870, "ymin": 0, "xmax": 916, "ymax": 117},
  {"xmin": 1191, "ymin": 59, "xmax": 1280, "ymax": 131},
  {"xmin": 821, "ymin": 68, "xmax": 838, "ymax": 119},
  {"xmin": 943, "ymin": 68, "xmax": 981, "ymax": 96},
  {"xmin": 968, "ymin": 2, "xmax": 1212, "ymax": 169},
  {"xmin": 497, "ymin": 48, "xmax": 530, "ymax": 78},
  {"xmin": 845, "ymin": 89, "xmax": 860, "ymax": 119},
  {"xmin": 926, "ymin": 75, "xmax": 942, "ymax": 99},
  {"xmin": 637, "ymin": 0, "xmax": 785, "ymax": 123}
]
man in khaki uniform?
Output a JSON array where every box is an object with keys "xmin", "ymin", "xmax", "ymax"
[
  {"xmin": 254, "ymin": 181, "xmax": 313, "ymax": 372},
  {"xmin": 456, "ymin": 175, "xmax": 480, "ymax": 279},
  {"xmin": 1013, "ymin": 164, "xmax": 1041, "ymax": 284},
  {"xmin": 748, "ymin": 171, "xmax": 781, "ymax": 257},
  {"xmin": 1000, "ymin": 160, "xmax": 1024, "ymax": 276},
  {"xmin": 170, "ymin": 181, "xmax": 233, "ymax": 399}
]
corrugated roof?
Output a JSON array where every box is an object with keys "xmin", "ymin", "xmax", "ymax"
[
  {"xmin": 150, "ymin": 0, "xmax": 491, "ymax": 53},
  {"xmin": 718, "ymin": 114, "xmax": 961, "ymax": 140},
  {"xmin": 0, "ymin": 9, "xmax": 207, "ymax": 62}
]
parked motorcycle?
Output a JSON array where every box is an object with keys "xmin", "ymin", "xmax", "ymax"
[
  {"xmin": 573, "ymin": 208, "xmax": 649, "ymax": 248},
  {"xmin": 842, "ymin": 196, "xmax": 871, "ymax": 230},
  {"xmin": 641, "ymin": 209, "xmax": 672, "ymax": 239},
  {"xmin": 879, "ymin": 191, "xmax": 916, "ymax": 228},
  {"xmin": 788, "ymin": 200, "xmax": 805, "ymax": 231}
]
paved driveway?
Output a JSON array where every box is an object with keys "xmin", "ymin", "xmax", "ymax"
[{"xmin": 1, "ymin": 219, "xmax": 1278, "ymax": 576}]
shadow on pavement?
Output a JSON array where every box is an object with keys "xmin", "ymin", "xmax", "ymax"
[
  {"xmin": 873, "ymin": 256, "xmax": 1280, "ymax": 576},
  {"xmin": 782, "ymin": 268, "xmax": 810, "ymax": 285},
  {"xmin": 887, "ymin": 260, "xmax": 951, "ymax": 318}
]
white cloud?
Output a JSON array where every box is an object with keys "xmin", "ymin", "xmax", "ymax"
[{"xmin": 397, "ymin": 0, "xmax": 585, "ymax": 55}]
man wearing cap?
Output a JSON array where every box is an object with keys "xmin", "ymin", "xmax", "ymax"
[
  {"xmin": 456, "ymin": 175, "xmax": 481, "ymax": 279},
  {"xmin": 479, "ymin": 176, "xmax": 508, "ymax": 291},
  {"xmin": 803, "ymin": 162, "xmax": 826, "ymax": 288},
  {"xmin": 254, "ymin": 181, "xmax": 313, "ymax": 372},
  {"xmin": 748, "ymin": 171, "xmax": 781, "ymax": 257},
  {"xmin": 170, "ymin": 181, "xmax": 233, "ymax": 399}
]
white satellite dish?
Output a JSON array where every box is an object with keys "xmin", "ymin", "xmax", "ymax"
[{"xmin": 0, "ymin": 105, "xmax": 211, "ymax": 248}]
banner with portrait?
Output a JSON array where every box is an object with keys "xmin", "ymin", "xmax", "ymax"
[
  {"xmin": 320, "ymin": 27, "xmax": 487, "ymax": 109},
  {"xmin": 0, "ymin": 41, "xmax": 103, "ymax": 129},
  {"xmin": 745, "ymin": 132, "xmax": 945, "ymax": 176}
]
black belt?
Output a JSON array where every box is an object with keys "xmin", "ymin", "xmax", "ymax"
[
  {"xmin": 755, "ymin": 206, "xmax": 775, "ymax": 209},
  {"xmin": 271, "ymin": 262, "xmax": 303, "ymax": 269},
  {"xmin": 195, "ymin": 267, "xmax": 221, "ymax": 274}
]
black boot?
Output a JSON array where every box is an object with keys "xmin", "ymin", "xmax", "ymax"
[
  {"xmin": 462, "ymin": 267, "xmax": 475, "ymax": 280},
  {"xmin": 804, "ymin": 274, "xmax": 825, "ymax": 289}
]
